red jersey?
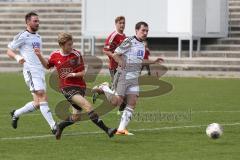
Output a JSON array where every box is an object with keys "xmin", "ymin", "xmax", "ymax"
[
  {"xmin": 144, "ymin": 48, "xmax": 150, "ymax": 60},
  {"xmin": 103, "ymin": 31, "xmax": 126, "ymax": 70},
  {"xmin": 48, "ymin": 49, "xmax": 86, "ymax": 89}
]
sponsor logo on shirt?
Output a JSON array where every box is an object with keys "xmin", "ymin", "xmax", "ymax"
[
  {"xmin": 137, "ymin": 50, "xmax": 144, "ymax": 58},
  {"xmin": 32, "ymin": 42, "xmax": 40, "ymax": 48},
  {"xmin": 59, "ymin": 67, "xmax": 73, "ymax": 79}
]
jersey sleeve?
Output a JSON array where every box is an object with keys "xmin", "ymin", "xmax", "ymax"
[
  {"xmin": 103, "ymin": 34, "xmax": 117, "ymax": 52},
  {"xmin": 76, "ymin": 51, "xmax": 85, "ymax": 72},
  {"xmin": 114, "ymin": 37, "xmax": 132, "ymax": 55},
  {"xmin": 40, "ymin": 36, "xmax": 43, "ymax": 50},
  {"xmin": 8, "ymin": 32, "xmax": 25, "ymax": 50},
  {"xmin": 72, "ymin": 50, "xmax": 85, "ymax": 72},
  {"xmin": 103, "ymin": 39, "xmax": 111, "ymax": 51},
  {"xmin": 78, "ymin": 55, "xmax": 85, "ymax": 72}
]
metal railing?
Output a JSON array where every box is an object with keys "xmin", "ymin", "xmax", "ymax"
[
  {"xmin": 80, "ymin": 36, "xmax": 95, "ymax": 56},
  {"xmin": 228, "ymin": 0, "xmax": 232, "ymax": 37}
]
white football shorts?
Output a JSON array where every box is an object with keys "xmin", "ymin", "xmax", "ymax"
[{"xmin": 23, "ymin": 69, "xmax": 46, "ymax": 92}]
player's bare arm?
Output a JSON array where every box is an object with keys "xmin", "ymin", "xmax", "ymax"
[
  {"xmin": 102, "ymin": 49, "xmax": 114, "ymax": 58},
  {"xmin": 34, "ymin": 48, "xmax": 50, "ymax": 69},
  {"xmin": 143, "ymin": 57, "xmax": 164, "ymax": 65},
  {"xmin": 112, "ymin": 52, "xmax": 124, "ymax": 68},
  {"xmin": 7, "ymin": 49, "xmax": 25, "ymax": 64},
  {"xmin": 65, "ymin": 71, "xmax": 85, "ymax": 78}
]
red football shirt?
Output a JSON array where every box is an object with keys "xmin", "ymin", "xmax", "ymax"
[
  {"xmin": 103, "ymin": 31, "xmax": 126, "ymax": 70},
  {"xmin": 48, "ymin": 49, "xmax": 86, "ymax": 89},
  {"xmin": 144, "ymin": 48, "xmax": 150, "ymax": 60}
]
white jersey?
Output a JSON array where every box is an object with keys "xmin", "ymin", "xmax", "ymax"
[
  {"xmin": 8, "ymin": 30, "xmax": 44, "ymax": 72},
  {"xmin": 115, "ymin": 36, "xmax": 145, "ymax": 80}
]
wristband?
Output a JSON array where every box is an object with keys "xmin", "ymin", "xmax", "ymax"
[{"xmin": 14, "ymin": 55, "xmax": 23, "ymax": 62}]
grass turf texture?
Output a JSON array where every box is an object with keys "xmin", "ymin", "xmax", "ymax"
[{"xmin": 0, "ymin": 72, "xmax": 240, "ymax": 160}]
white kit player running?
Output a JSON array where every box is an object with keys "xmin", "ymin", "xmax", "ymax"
[
  {"xmin": 7, "ymin": 12, "xmax": 57, "ymax": 134},
  {"xmin": 92, "ymin": 22, "xmax": 164, "ymax": 135}
]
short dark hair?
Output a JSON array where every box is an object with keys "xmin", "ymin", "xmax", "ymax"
[
  {"xmin": 135, "ymin": 21, "xmax": 148, "ymax": 30},
  {"xmin": 115, "ymin": 16, "xmax": 125, "ymax": 24},
  {"xmin": 25, "ymin": 12, "xmax": 38, "ymax": 23}
]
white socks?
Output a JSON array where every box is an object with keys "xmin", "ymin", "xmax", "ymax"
[
  {"xmin": 101, "ymin": 85, "xmax": 114, "ymax": 94},
  {"xmin": 39, "ymin": 102, "xmax": 56, "ymax": 130},
  {"xmin": 14, "ymin": 101, "xmax": 36, "ymax": 117},
  {"xmin": 101, "ymin": 85, "xmax": 115, "ymax": 102},
  {"xmin": 118, "ymin": 106, "xmax": 134, "ymax": 131}
]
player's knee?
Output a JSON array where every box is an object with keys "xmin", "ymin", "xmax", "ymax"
[
  {"xmin": 128, "ymin": 101, "xmax": 137, "ymax": 107},
  {"xmin": 82, "ymin": 103, "xmax": 93, "ymax": 112},
  {"xmin": 72, "ymin": 114, "xmax": 81, "ymax": 122},
  {"xmin": 111, "ymin": 98, "xmax": 119, "ymax": 106},
  {"xmin": 127, "ymin": 98, "xmax": 137, "ymax": 107},
  {"xmin": 35, "ymin": 91, "xmax": 47, "ymax": 101},
  {"xmin": 33, "ymin": 101, "xmax": 40, "ymax": 109},
  {"xmin": 111, "ymin": 100, "xmax": 118, "ymax": 106},
  {"xmin": 111, "ymin": 97, "xmax": 123, "ymax": 106},
  {"xmin": 128, "ymin": 101, "xmax": 137, "ymax": 109}
]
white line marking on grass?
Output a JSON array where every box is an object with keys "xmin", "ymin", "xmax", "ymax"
[
  {"xmin": 192, "ymin": 110, "xmax": 240, "ymax": 113},
  {"xmin": 1, "ymin": 122, "xmax": 240, "ymax": 140}
]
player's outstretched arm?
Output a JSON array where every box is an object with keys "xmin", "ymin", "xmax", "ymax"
[
  {"xmin": 7, "ymin": 49, "xmax": 25, "ymax": 64},
  {"xmin": 34, "ymin": 48, "xmax": 50, "ymax": 69},
  {"xmin": 143, "ymin": 57, "xmax": 164, "ymax": 65}
]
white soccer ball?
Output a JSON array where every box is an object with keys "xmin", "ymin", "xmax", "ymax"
[{"xmin": 206, "ymin": 123, "xmax": 223, "ymax": 139}]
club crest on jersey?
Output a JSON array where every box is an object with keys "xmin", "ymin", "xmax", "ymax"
[{"xmin": 69, "ymin": 58, "xmax": 79, "ymax": 66}]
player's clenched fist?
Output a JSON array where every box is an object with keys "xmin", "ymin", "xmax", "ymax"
[
  {"xmin": 14, "ymin": 55, "xmax": 25, "ymax": 64},
  {"xmin": 65, "ymin": 73, "xmax": 76, "ymax": 78}
]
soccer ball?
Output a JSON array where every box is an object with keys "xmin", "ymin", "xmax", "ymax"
[{"xmin": 206, "ymin": 123, "xmax": 223, "ymax": 139}]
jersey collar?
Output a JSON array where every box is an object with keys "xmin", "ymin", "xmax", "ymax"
[
  {"xmin": 115, "ymin": 30, "xmax": 125, "ymax": 36},
  {"xmin": 134, "ymin": 36, "xmax": 143, "ymax": 42},
  {"xmin": 60, "ymin": 49, "xmax": 74, "ymax": 56},
  {"xmin": 26, "ymin": 29, "xmax": 36, "ymax": 34}
]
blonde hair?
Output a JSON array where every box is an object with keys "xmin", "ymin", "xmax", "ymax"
[
  {"xmin": 58, "ymin": 32, "xmax": 73, "ymax": 46},
  {"xmin": 115, "ymin": 16, "xmax": 125, "ymax": 24}
]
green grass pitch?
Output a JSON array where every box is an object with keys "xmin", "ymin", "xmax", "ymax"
[{"xmin": 0, "ymin": 72, "xmax": 240, "ymax": 160}]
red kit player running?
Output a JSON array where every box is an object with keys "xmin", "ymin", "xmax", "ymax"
[{"xmin": 34, "ymin": 32, "xmax": 117, "ymax": 140}]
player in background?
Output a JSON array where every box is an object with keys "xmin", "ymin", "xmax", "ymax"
[
  {"xmin": 92, "ymin": 22, "xmax": 164, "ymax": 135},
  {"xmin": 141, "ymin": 41, "xmax": 151, "ymax": 75},
  {"xmin": 34, "ymin": 32, "xmax": 117, "ymax": 140},
  {"xmin": 7, "ymin": 12, "xmax": 57, "ymax": 134},
  {"xmin": 99, "ymin": 16, "xmax": 127, "ymax": 114},
  {"xmin": 103, "ymin": 16, "xmax": 126, "ymax": 81}
]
